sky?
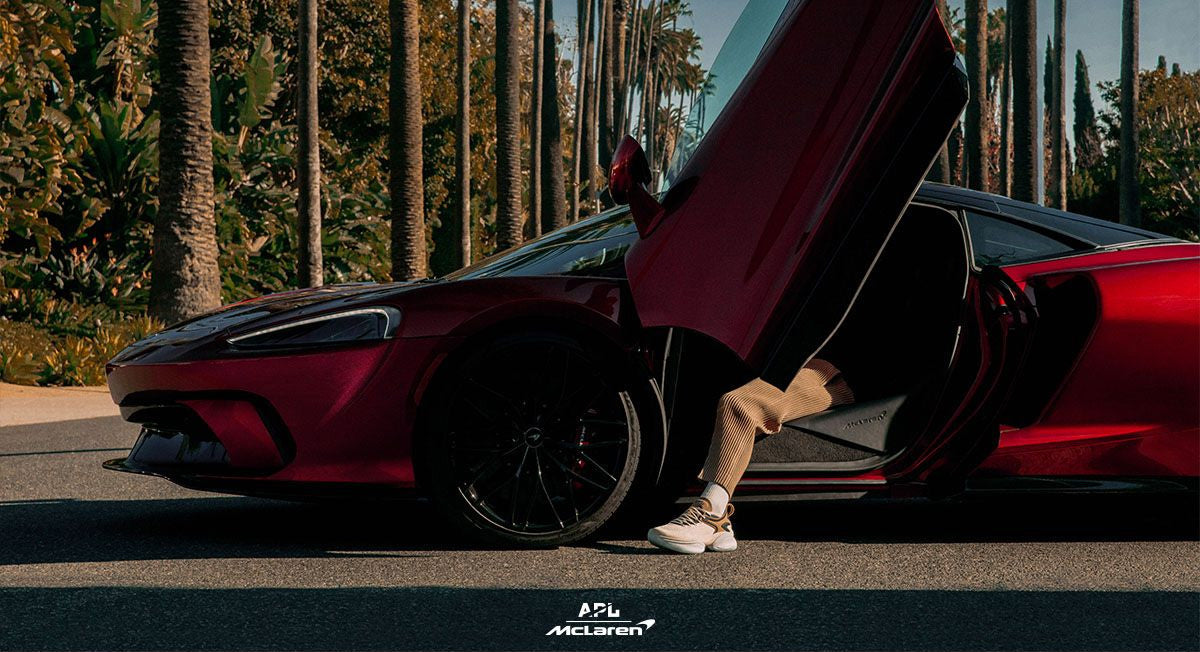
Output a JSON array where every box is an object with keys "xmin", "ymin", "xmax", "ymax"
[{"xmin": 552, "ymin": 0, "xmax": 1199, "ymax": 147}]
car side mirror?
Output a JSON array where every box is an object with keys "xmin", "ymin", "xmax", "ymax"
[{"xmin": 609, "ymin": 135, "xmax": 662, "ymax": 238}]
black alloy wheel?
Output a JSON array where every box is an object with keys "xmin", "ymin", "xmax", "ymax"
[{"xmin": 421, "ymin": 331, "xmax": 642, "ymax": 546}]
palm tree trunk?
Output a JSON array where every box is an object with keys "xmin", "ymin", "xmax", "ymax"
[
  {"xmin": 590, "ymin": 0, "xmax": 609, "ymax": 208},
  {"xmin": 1119, "ymin": 0, "xmax": 1141, "ymax": 226},
  {"xmin": 611, "ymin": 0, "xmax": 629, "ymax": 140},
  {"xmin": 455, "ymin": 0, "xmax": 471, "ymax": 265},
  {"xmin": 1048, "ymin": 0, "xmax": 1067, "ymax": 209},
  {"xmin": 151, "ymin": 0, "xmax": 221, "ymax": 323},
  {"xmin": 1000, "ymin": 18, "xmax": 1012, "ymax": 196},
  {"xmin": 494, "ymin": 0, "xmax": 523, "ymax": 248},
  {"xmin": 598, "ymin": 0, "xmax": 615, "ymax": 174},
  {"xmin": 622, "ymin": 0, "xmax": 643, "ymax": 138},
  {"xmin": 635, "ymin": 0, "xmax": 656, "ymax": 144},
  {"xmin": 530, "ymin": 0, "xmax": 544, "ymax": 238},
  {"xmin": 644, "ymin": 57, "xmax": 658, "ymax": 176},
  {"xmin": 389, "ymin": 0, "xmax": 426, "ymax": 279},
  {"xmin": 297, "ymin": 0, "xmax": 322, "ymax": 287},
  {"xmin": 658, "ymin": 80, "xmax": 673, "ymax": 172},
  {"xmin": 948, "ymin": 123, "xmax": 964, "ymax": 185},
  {"xmin": 1009, "ymin": 0, "xmax": 1039, "ymax": 203},
  {"xmin": 541, "ymin": 0, "xmax": 568, "ymax": 232},
  {"xmin": 965, "ymin": 0, "xmax": 989, "ymax": 191},
  {"xmin": 570, "ymin": 0, "xmax": 593, "ymax": 222}
]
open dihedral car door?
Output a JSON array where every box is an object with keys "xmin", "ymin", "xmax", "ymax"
[{"xmin": 623, "ymin": 0, "xmax": 967, "ymax": 389}]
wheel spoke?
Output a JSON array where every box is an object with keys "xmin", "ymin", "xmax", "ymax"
[
  {"xmin": 509, "ymin": 446, "xmax": 531, "ymax": 527},
  {"xmin": 534, "ymin": 449, "xmax": 564, "ymax": 529},
  {"xmin": 578, "ymin": 417, "xmax": 628, "ymax": 427},
  {"xmin": 476, "ymin": 471, "xmax": 519, "ymax": 503},
  {"xmin": 555, "ymin": 439, "xmax": 628, "ymax": 450},
  {"xmin": 577, "ymin": 450, "xmax": 620, "ymax": 484},
  {"xmin": 545, "ymin": 450, "xmax": 615, "ymax": 492},
  {"xmin": 522, "ymin": 454, "xmax": 542, "ymax": 528},
  {"xmin": 554, "ymin": 379, "xmax": 607, "ymax": 419},
  {"xmin": 461, "ymin": 443, "xmax": 523, "ymax": 492}
]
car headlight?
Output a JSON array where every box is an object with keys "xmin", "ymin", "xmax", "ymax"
[{"xmin": 227, "ymin": 307, "xmax": 401, "ymax": 350}]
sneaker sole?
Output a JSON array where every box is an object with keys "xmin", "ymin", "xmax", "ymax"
[
  {"xmin": 647, "ymin": 530, "xmax": 737, "ymax": 554},
  {"xmin": 707, "ymin": 532, "xmax": 738, "ymax": 552},
  {"xmin": 646, "ymin": 530, "xmax": 705, "ymax": 554}
]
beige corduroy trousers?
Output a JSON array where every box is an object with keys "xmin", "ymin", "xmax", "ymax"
[{"xmin": 699, "ymin": 358, "xmax": 854, "ymax": 494}]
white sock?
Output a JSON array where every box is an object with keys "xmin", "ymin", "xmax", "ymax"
[{"xmin": 700, "ymin": 483, "xmax": 729, "ymax": 516}]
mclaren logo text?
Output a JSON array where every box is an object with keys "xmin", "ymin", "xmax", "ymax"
[
  {"xmin": 842, "ymin": 409, "xmax": 888, "ymax": 430},
  {"xmin": 545, "ymin": 602, "xmax": 656, "ymax": 636}
]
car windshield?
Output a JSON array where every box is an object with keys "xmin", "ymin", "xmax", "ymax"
[
  {"xmin": 440, "ymin": 208, "xmax": 639, "ymax": 280},
  {"xmin": 663, "ymin": 0, "xmax": 791, "ymax": 188}
]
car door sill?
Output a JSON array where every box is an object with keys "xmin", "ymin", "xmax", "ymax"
[
  {"xmin": 746, "ymin": 451, "xmax": 903, "ymax": 475},
  {"xmin": 736, "ymin": 477, "xmax": 888, "ymax": 486}
]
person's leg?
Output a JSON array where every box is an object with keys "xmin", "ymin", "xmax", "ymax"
[
  {"xmin": 647, "ymin": 359, "xmax": 853, "ymax": 554},
  {"xmin": 699, "ymin": 359, "xmax": 853, "ymax": 497}
]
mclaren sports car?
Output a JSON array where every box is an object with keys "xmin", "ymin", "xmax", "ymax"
[{"xmin": 104, "ymin": 0, "xmax": 1199, "ymax": 545}]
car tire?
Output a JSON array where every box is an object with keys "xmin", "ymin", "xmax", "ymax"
[{"xmin": 417, "ymin": 331, "xmax": 643, "ymax": 547}]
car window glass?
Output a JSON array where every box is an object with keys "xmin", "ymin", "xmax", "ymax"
[
  {"xmin": 966, "ymin": 211, "xmax": 1076, "ymax": 266},
  {"xmin": 1001, "ymin": 203, "xmax": 1164, "ymax": 245},
  {"xmin": 441, "ymin": 209, "xmax": 638, "ymax": 280},
  {"xmin": 662, "ymin": 0, "xmax": 790, "ymax": 188}
]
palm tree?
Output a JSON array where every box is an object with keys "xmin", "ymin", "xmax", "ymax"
[
  {"xmin": 586, "ymin": 0, "xmax": 604, "ymax": 211},
  {"xmin": 965, "ymin": 0, "xmax": 989, "ymax": 191},
  {"xmin": 1048, "ymin": 0, "xmax": 1067, "ymax": 209},
  {"xmin": 494, "ymin": 0, "xmax": 523, "ymax": 248},
  {"xmin": 455, "ymin": 0, "xmax": 471, "ymax": 265},
  {"xmin": 541, "ymin": 0, "xmax": 568, "ymax": 232},
  {"xmin": 599, "ymin": 0, "xmax": 616, "ymax": 172},
  {"xmin": 635, "ymin": 0, "xmax": 657, "ymax": 147},
  {"xmin": 1009, "ymin": 0, "xmax": 1039, "ymax": 203},
  {"xmin": 611, "ymin": 0, "xmax": 630, "ymax": 140},
  {"xmin": 297, "ymin": 0, "xmax": 322, "ymax": 286},
  {"xmin": 620, "ymin": 0, "xmax": 644, "ymax": 138},
  {"xmin": 999, "ymin": 15, "xmax": 1012, "ymax": 195},
  {"xmin": 151, "ymin": 0, "xmax": 221, "ymax": 323},
  {"xmin": 530, "ymin": 0, "xmax": 544, "ymax": 238},
  {"xmin": 1119, "ymin": 0, "xmax": 1141, "ymax": 226},
  {"xmin": 570, "ymin": 0, "xmax": 594, "ymax": 222},
  {"xmin": 929, "ymin": 0, "xmax": 952, "ymax": 184},
  {"xmin": 389, "ymin": 0, "xmax": 426, "ymax": 279}
]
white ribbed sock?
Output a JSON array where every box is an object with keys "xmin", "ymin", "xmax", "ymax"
[{"xmin": 700, "ymin": 483, "xmax": 729, "ymax": 516}]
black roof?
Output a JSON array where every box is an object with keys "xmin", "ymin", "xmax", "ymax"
[{"xmin": 915, "ymin": 182, "xmax": 1176, "ymax": 247}]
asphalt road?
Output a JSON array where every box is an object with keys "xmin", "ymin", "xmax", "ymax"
[{"xmin": 1, "ymin": 415, "xmax": 1198, "ymax": 651}]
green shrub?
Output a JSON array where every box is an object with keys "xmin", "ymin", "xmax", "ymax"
[
  {"xmin": 0, "ymin": 311, "xmax": 162, "ymax": 387},
  {"xmin": 0, "ymin": 320, "xmax": 45, "ymax": 385},
  {"xmin": 38, "ymin": 335, "xmax": 104, "ymax": 386}
]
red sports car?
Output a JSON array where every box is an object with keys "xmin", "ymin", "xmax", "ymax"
[{"xmin": 104, "ymin": 0, "xmax": 1198, "ymax": 546}]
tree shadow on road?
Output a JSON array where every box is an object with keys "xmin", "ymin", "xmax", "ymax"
[{"xmin": 0, "ymin": 491, "xmax": 1195, "ymax": 566}]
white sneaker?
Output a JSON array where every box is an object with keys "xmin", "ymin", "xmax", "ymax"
[{"xmin": 647, "ymin": 498, "xmax": 737, "ymax": 554}]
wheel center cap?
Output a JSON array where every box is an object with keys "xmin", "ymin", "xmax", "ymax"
[{"xmin": 523, "ymin": 427, "xmax": 545, "ymax": 447}]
